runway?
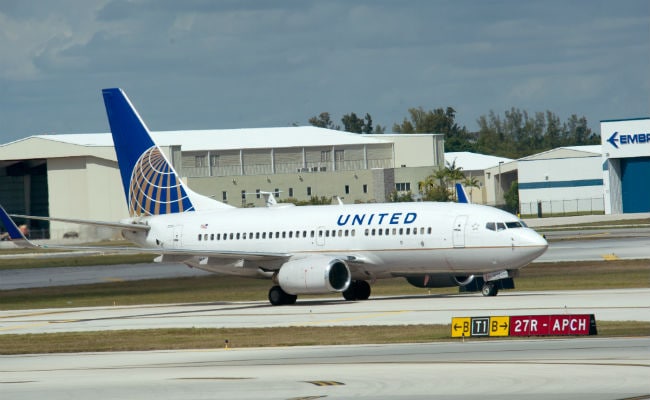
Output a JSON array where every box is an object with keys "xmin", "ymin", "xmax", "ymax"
[
  {"xmin": 1, "ymin": 338, "xmax": 648, "ymax": 399},
  {"xmin": 2, "ymin": 288, "xmax": 648, "ymax": 335}
]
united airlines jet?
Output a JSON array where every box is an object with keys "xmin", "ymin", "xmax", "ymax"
[{"xmin": 0, "ymin": 88, "xmax": 548, "ymax": 305}]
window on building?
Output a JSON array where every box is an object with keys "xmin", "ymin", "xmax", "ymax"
[
  {"xmin": 222, "ymin": 191, "xmax": 228, "ymax": 201},
  {"xmin": 256, "ymin": 189, "xmax": 261, "ymax": 199},
  {"xmin": 195, "ymin": 155, "xmax": 206, "ymax": 168},
  {"xmin": 210, "ymin": 155, "xmax": 219, "ymax": 167},
  {"xmin": 395, "ymin": 182, "xmax": 411, "ymax": 192},
  {"xmin": 363, "ymin": 184, "xmax": 368, "ymax": 194},
  {"xmin": 288, "ymin": 187, "xmax": 293, "ymax": 197},
  {"xmin": 345, "ymin": 185, "xmax": 350, "ymax": 194},
  {"xmin": 335, "ymin": 150, "xmax": 344, "ymax": 161},
  {"xmin": 307, "ymin": 186, "xmax": 312, "ymax": 196},
  {"xmin": 321, "ymin": 150, "xmax": 331, "ymax": 162}
]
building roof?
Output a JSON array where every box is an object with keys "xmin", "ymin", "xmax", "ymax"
[
  {"xmin": 519, "ymin": 145, "xmax": 602, "ymax": 161},
  {"xmin": 9, "ymin": 126, "xmax": 390, "ymax": 152},
  {"xmin": 444, "ymin": 152, "xmax": 514, "ymax": 171}
]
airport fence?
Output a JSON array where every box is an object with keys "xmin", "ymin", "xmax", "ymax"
[{"xmin": 520, "ymin": 197, "xmax": 605, "ymax": 218}]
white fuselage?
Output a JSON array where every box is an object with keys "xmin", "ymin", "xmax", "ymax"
[{"xmin": 124, "ymin": 201, "xmax": 548, "ymax": 279}]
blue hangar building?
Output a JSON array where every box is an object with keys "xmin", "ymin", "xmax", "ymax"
[{"xmin": 602, "ymin": 117, "xmax": 650, "ymax": 214}]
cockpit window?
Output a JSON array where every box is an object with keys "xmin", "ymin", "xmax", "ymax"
[
  {"xmin": 496, "ymin": 222, "xmax": 506, "ymax": 231},
  {"xmin": 486, "ymin": 222, "xmax": 496, "ymax": 231},
  {"xmin": 506, "ymin": 221, "xmax": 524, "ymax": 229}
]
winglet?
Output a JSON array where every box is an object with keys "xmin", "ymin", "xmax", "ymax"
[
  {"xmin": 455, "ymin": 183, "xmax": 470, "ymax": 204},
  {"xmin": 0, "ymin": 206, "xmax": 38, "ymax": 248}
]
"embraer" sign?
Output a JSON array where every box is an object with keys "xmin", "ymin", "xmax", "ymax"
[{"xmin": 606, "ymin": 131, "xmax": 650, "ymax": 149}]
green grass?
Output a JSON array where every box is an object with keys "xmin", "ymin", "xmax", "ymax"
[
  {"xmin": 1, "ymin": 260, "xmax": 648, "ymax": 311},
  {"xmin": 0, "ymin": 322, "xmax": 647, "ymax": 355}
]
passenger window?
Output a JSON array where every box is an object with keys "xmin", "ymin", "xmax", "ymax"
[
  {"xmin": 351, "ymin": 230, "xmax": 355, "ymax": 237},
  {"xmin": 486, "ymin": 222, "xmax": 496, "ymax": 231},
  {"xmin": 197, "ymin": 234, "xmax": 202, "ymax": 241}
]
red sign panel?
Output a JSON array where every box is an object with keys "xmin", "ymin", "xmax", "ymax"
[{"xmin": 509, "ymin": 314, "xmax": 595, "ymax": 336}]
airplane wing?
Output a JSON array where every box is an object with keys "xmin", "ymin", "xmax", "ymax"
[
  {"xmin": 9, "ymin": 213, "xmax": 151, "ymax": 232},
  {"xmin": 0, "ymin": 206, "xmax": 290, "ymax": 261}
]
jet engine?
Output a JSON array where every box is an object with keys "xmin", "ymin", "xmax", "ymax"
[
  {"xmin": 405, "ymin": 274, "xmax": 475, "ymax": 288},
  {"xmin": 277, "ymin": 256, "xmax": 351, "ymax": 295}
]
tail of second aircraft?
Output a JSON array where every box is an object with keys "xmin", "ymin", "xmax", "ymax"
[{"xmin": 102, "ymin": 88, "xmax": 232, "ymax": 217}]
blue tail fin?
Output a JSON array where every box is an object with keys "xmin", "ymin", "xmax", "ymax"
[
  {"xmin": 455, "ymin": 183, "xmax": 470, "ymax": 204},
  {"xmin": 102, "ymin": 88, "xmax": 231, "ymax": 216},
  {"xmin": 0, "ymin": 205, "xmax": 37, "ymax": 248}
]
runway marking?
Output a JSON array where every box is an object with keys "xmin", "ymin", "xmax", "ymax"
[
  {"xmin": 602, "ymin": 253, "xmax": 620, "ymax": 261},
  {"xmin": 292, "ymin": 310, "xmax": 410, "ymax": 326},
  {"xmin": 0, "ymin": 322, "xmax": 49, "ymax": 332},
  {"xmin": 304, "ymin": 381, "xmax": 345, "ymax": 386}
]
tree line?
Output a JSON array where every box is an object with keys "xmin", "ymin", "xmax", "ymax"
[{"xmin": 308, "ymin": 106, "xmax": 599, "ymax": 159}]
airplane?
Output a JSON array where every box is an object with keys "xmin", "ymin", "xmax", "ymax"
[{"xmin": 0, "ymin": 88, "xmax": 548, "ymax": 305}]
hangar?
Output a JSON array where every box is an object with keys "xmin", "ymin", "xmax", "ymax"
[
  {"xmin": 517, "ymin": 145, "xmax": 604, "ymax": 217},
  {"xmin": 0, "ymin": 128, "xmax": 443, "ymax": 239},
  {"xmin": 601, "ymin": 117, "xmax": 650, "ymax": 214}
]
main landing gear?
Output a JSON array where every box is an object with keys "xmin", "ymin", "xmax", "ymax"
[
  {"xmin": 268, "ymin": 285, "xmax": 297, "ymax": 306},
  {"xmin": 268, "ymin": 280, "xmax": 372, "ymax": 305},
  {"xmin": 342, "ymin": 280, "xmax": 371, "ymax": 301}
]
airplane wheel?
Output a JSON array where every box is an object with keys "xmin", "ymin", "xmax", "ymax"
[
  {"xmin": 269, "ymin": 285, "xmax": 296, "ymax": 305},
  {"xmin": 356, "ymin": 280, "xmax": 371, "ymax": 300},
  {"xmin": 342, "ymin": 280, "xmax": 371, "ymax": 301},
  {"xmin": 481, "ymin": 282, "xmax": 499, "ymax": 297}
]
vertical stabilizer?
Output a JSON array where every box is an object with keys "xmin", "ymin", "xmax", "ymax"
[
  {"xmin": 455, "ymin": 183, "xmax": 470, "ymax": 204},
  {"xmin": 102, "ymin": 88, "xmax": 232, "ymax": 216}
]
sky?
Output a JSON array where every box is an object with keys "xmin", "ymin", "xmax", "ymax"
[{"xmin": 0, "ymin": 0, "xmax": 648, "ymax": 143}]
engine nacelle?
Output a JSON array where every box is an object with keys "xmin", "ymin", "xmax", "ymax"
[
  {"xmin": 405, "ymin": 274, "xmax": 475, "ymax": 288},
  {"xmin": 278, "ymin": 256, "xmax": 351, "ymax": 295}
]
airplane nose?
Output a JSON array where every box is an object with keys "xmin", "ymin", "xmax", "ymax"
[{"xmin": 526, "ymin": 229, "xmax": 549, "ymax": 256}]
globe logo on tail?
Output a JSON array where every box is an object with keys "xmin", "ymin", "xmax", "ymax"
[{"xmin": 128, "ymin": 146, "xmax": 193, "ymax": 216}]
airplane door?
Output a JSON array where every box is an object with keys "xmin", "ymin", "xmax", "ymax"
[
  {"xmin": 169, "ymin": 225, "xmax": 183, "ymax": 248},
  {"xmin": 452, "ymin": 215, "xmax": 467, "ymax": 248}
]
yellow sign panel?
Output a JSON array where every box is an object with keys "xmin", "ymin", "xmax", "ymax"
[
  {"xmin": 451, "ymin": 317, "xmax": 471, "ymax": 338},
  {"xmin": 489, "ymin": 316, "xmax": 510, "ymax": 337}
]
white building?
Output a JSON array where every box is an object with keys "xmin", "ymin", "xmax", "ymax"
[
  {"xmin": 517, "ymin": 146, "xmax": 603, "ymax": 216},
  {"xmin": 445, "ymin": 152, "xmax": 513, "ymax": 205}
]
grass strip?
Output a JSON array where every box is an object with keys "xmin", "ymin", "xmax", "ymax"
[
  {"xmin": 1, "ymin": 322, "xmax": 648, "ymax": 355},
  {"xmin": 1, "ymin": 261, "xmax": 648, "ymax": 311}
]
